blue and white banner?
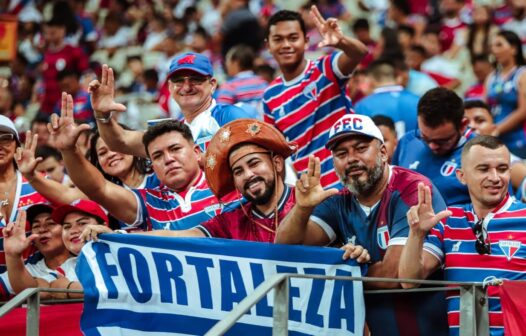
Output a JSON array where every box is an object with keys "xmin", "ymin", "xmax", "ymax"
[{"xmin": 77, "ymin": 235, "xmax": 366, "ymax": 336}]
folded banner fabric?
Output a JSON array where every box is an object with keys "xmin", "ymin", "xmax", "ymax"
[{"xmin": 77, "ymin": 235, "xmax": 366, "ymax": 336}]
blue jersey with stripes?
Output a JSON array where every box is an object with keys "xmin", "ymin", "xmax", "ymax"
[
  {"xmin": 263, "ymin": 53, "xmax": 353, "ymax": 189},
  {"xmin": 487, "ymin": 66, "xmax": 526, "ymax": 157},
  {"xmin": 354, "ymin": 85, "xmax": 419, "ymax": 135},
  {"xmin": 426, "ymin": 195, "xmax": 526, "ymax": 335},
  {"xmin": 125, "ymin": 171, "xmax": 238, "ymax": 231},
  {"xmin": 393, "ymin": 128, "xmax": 476, "ymax": 206},
  {"xmin": 310, "ymin": 166, "xmax": 449, "ymax": 336}
]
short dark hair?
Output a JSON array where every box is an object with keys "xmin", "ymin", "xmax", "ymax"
[
  {"xmin": 418, "ymin": 88, "xmax": 464, "ymax": 128},
  {"xmin": 409, "ymin": 44, "xmax": 427, "ymax": 57},
  {"xmin": 372, "ymin": 115, "xmax": 396, "ymax": 134},
  {"xmin": 367, "ymin": 59, "xmax": 396, "ymax": 81},
  {"xmin": 464, "ymin": 99, "xmax": 491, "ymax": 113},
  {"xmin": 266, "ymin": 10, "xmax": 306, "ymax": 38},
  {"xmin": 471, "ymin": 53, "xmax": 490, "ymax": 65},
  {"xmin": 31, "ymin": 113, "xmax": 50, "ymax": 127},
  {"xmin": 461, "ymin": 135, "xmax": 506, "ymax": 160},
  {"xmin": 391, "ymin": 0, "xmax": 411, "ymax": 15},
  {"xmin": 352, "ymin": 18, "xmax": 370, "ymax": 32},
  {"xmin": 398, "ymin": 24, "xmax": 415, "ymax": 37},
  {"xmin": 36, "ymin": 145, "xmax": 62, "ymax": 161},
  {"xmin": 226, "ymin": 44, "xmax": 256, "ymax": 71},
  {"xmin": 57, "ymin": 69, "xmax": 80, "ymax": 81},
  {"xmin": 142, "ymin": 120, "xmax": 194, "ymax": 157}
]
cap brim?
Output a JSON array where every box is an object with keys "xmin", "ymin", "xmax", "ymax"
[
  {"xmin": 167, "ymin": 67, "xmax": 211, "ymax": 79},
  {"xmin": 326, "ymin": 131, "xmax": 377, "ymax": 150},
  {"xmin": 52, "ymin": 204, "xmax": 105, "ymax": 225}
]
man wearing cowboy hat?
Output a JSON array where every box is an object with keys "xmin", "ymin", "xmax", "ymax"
[{"xmin": 82, "ymin": 119, "xmax": 371, "ymax": 262}]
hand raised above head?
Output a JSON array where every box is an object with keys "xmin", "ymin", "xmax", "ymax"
[
  {"xmin": 88, "ymin": 64, "xmax": 126, "ymax": 117},
  {"xmin": 47, "ymin": 92, "xmax": 91, "ymax": 151},
  {"xmin": 310, "ymin": 5, "xmax": 344, "ymax": 49},
  {"xmin": 15, "ymin": 130, "xmax": 42, "ymax": 179},
  {"xmin": 406, "ymin": 183, "xmax": 452, "ymax": 236}
]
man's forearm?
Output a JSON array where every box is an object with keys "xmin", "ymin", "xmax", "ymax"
[
  {"xmin": 398, "ymin": 229, "xmax": 427, "ymax": 288},
  {"xmin": 336, "ymin": 36, "xmax": 368, "ymax": 74},
  {"xmin": 61, "ymin": 147, "xmax": 109, "ymax": 199},
  {"xmin": 25, "ymin": 174, "xmax": 87, "ymax": 205},
  {"xmin": 274, "ymin": 205, "xmax": 313, "ymax": 244},
  {"xmin": 96, "ymin": 117, "xmax": 147, "ymax": 157}
]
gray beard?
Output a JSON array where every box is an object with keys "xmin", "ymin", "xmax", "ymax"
[{"xmin": 339, "ymin": 156, "xmax": 384, "ymax": 196}]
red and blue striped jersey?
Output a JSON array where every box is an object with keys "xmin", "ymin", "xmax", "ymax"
[
  {"xmin": 54, "ymin": 89, "xmax": 94, "ymax": 123},
  {"xmin": 263, "ymin": 53, "xmax": 353, "ymax": 189},
  {"xmin": 0, "ymin": 172, "xmax": 48, "ymax": 273},
  {"xmin": 216, "ymin": 71, "xmax": 267, "ymax": 108},
  {"xmin": 426, "ymin": 194, "xmax": 526, "ymax": 336},
  {"xmin": 126, "ymin": 171, "xmax": 238, "ymax": 231}
]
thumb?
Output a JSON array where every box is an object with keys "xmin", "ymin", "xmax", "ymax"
[
  {"xmin": 110, "ymin": 103, "xmax": 127, "ymax": 113},
  {"xmin": 434, "ymin": 210, "xmax": 452, "ymax": 224},
  {"xmin": 321, "ymin": 188, "xmax": 339, "ymax": 201},
  {"xmin": 26, "ymin": 233, "xmax": 40, "ymax": 246},
  {"xmin": 76, "ymin": 124, "xmax": 92, "ymax": 134}
]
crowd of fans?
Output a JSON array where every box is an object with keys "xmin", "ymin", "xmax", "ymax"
[{"xmin": 0, "ymin": 0, "xmax": 526, "ymax": 334}]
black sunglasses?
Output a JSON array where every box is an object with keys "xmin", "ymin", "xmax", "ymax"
[{"xmin": 473, "ymin": 219, "xmax": 491, "ymax": 255}]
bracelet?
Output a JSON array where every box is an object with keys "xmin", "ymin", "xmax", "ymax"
[
  {"xmin": 66, "ymin": 281, "xmax": 74, "ymax": 299},
  {"xmin": 95, "ymin": 111, "xmax": 113, "ymax": 124}
]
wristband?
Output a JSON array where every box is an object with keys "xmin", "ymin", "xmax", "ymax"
[{"xmin": 95, "ymin": 111, "xmax": 113, "ymax": 124}]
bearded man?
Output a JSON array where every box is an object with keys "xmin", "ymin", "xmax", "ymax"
[{"xmin": 275, "ymin": 114, "xmax": 449, "ymax": 336}]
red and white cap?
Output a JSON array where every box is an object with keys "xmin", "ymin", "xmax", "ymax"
[{"xmin": 52, "ymin": 199, "xmax": 108, "ymax": 225}]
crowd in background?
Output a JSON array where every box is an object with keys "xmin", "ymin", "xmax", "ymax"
[{"xmin": 0, "ymin": 0, "xmax": 525, "ymax": 334}]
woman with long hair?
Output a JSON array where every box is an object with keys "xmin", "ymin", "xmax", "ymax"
[
  {"xmin": 485, "ymin": 30, "xmax": 526, "ymax": 157},
  {"xmin": 465, "ymin": 5, "xmax": 498, "ymax": 60}
]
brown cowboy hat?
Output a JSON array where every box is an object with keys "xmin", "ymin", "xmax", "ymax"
[{"xmin": 204, "ymin": 119, "xmax": 297, "ymax": 200}]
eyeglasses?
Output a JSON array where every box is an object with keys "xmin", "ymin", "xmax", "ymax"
[
  {"xmin": 415, "ymin": 130, "xmax": 459, "ymax": 147},
  {"xmin": 473, "ymin": 219, "xmax": 491, "ymax": 255},
  {"xmin": 0, "ymin": 133, "xmax": 15, "ymax": 145},
  {"xmin": 169, "ymin": 75, "xmax": 209, "ymax": 87}
]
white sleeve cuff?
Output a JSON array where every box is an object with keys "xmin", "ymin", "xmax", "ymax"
[
  {"xmin": 122, "ymin": 192, "xmax": 144, "ymax": 228},
  {"xmin": 423, "ymin": 242, "xmax": 444, "ymax": 263},
  {"xmin": 310, "ymin": 215, "xmax": 337, "ymax": 244},
  {"xmin": 331, "ymin": 52, "xmax": 351, "ymax": 80}
]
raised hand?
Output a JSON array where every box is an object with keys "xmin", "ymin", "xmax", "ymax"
[
  {"xmin": 88, "ymin": 64, "xmax": 126, "ymax": 117},
  {"xmin": 80, "ymin": 224, "xmax": 113, "ymax": 242},
  {"xmin": 310, "ymin": 5, "xmax": 344, "ymax": 49},
  {"xmin": 3, "ymin": 211, "xmax": 38, "ymax": 257},
  {"xmin": 47, "ymin": 92, "xmax": 92, "ymax": 151},
  {"xmin": 15, "ymin": 131, "xmax": 42, "ymax": 180},
  {"xmin": 295, "ymin": 155, "xmax": 339, "ymax": 208},
  {"xmin": 341, "ymin": 243, "xmax": 370, "ymax": 263},
  {"xmin": 406, "ymin": 183, "xmax": 452, "ymax": 235}
]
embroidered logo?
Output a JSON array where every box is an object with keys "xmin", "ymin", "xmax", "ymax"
[
  {"xmin": 177, "ymin": 54, "xmax": 196, "ymax": 64},
  {"xmin": 440, "ymin": 160, "xmax": 458, "ymax": 176},
  {"xmin": 347, "ymin": 235, "xmax": 356, "ymax": 245},
  {"xmin": 377, "ymin": 226, "xmax": 390, "ymax": 250},
  {"xmin": 205, "ymin": 203, "xmax": 224, "ymax": 218},
  {"xmin": 219, "ymin": 127, "xmax": 231, "ymax": 143},
  {"xmin": 451, "ymin": 241, "xmax": 461, "ymax": 252},
  {"xmin": 302, "ymin": 82, "xmax": 317, "ymax": 101},
  {"xmin": 246, "ymin": 122, "xmax": 261, "ymax": 136},
  {"xmin": 409, "ymin": 161, "xmax": 420, "ymax": 170},
  {"xmin": 498, "ymin": 240, "xmax": 521, "ymax": 261}
]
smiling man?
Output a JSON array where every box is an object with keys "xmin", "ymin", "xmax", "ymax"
[
  {"xmin": 275, "ymin": 114, "xmax": 449, "ymax": 335},
  {"xmin": 393, "ymin": 87, "xmax": 477, "ymax": 205},
  {"xmin": 88, "ymin": 52, "xmax": 250, "ymax": 157},
  {"xmin": 400, "ymin": 135, "xmax": 526, "ymax": 336},
  {"xmin": 48, "ymin": 93, "xmax": 233, "ymax": 231},
  {"xmin": 263, "ymin": 6, "xmax": 368, "ymax": 189}
]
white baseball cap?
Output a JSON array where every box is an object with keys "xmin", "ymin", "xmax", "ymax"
[
  {"xmin": 0, "ymin": 115, "xmax": 19, "ymax": 143},
  {"xmin": 326, "ymin": 114, "xmax": 384, "ymax": 150}
]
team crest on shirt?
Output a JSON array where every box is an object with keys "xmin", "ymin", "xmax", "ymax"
[
  {"xmin": 440, "ymin": 160, "xmax": 457, "ymax": 176},
  {"xmin": 498, "ymin": 240, "xmax": 521, "ymax": 261},
  {"xmin": 204, "ymin": 204, "xmax": 224, "ymax": 218},
  {"xmin": 302, "ymin": 82, "xmax": 318, "ymax": 101},
  {"xmin": 377, "ymin": 226, "xmax": 390, "ymax": 250}
]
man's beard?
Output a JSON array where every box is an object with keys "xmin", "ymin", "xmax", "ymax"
[
  {"xmin": 339, "ymin": 156, "xmax": 384, "ymax": 196},
  {"xmin": 243, "ymin": 176, "xmax": 276, "ymax": 205}
]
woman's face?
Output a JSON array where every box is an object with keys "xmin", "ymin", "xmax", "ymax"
[
  {"xmin": 472, "ymin": 6, "xmax": 490, "ymax": 25},
  {"xmin": 95, "ymin": 137, "xmax": 135, "ymax": 179},
  {"xmin": 491, "ymin": 35, "xmax": 516, "ymax": 65},
  {"xmin": 62, "ymin": 212, "xmax": 99, "ymax": 255}
]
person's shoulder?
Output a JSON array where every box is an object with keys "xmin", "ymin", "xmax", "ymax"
[
  {"xmin": 212, "ymin": 103, "xmax": 250, "ymax": 120},
  {"xmin": 397, "ymin": 130, "xmax": 419, "ymax": 145},
  {"xmin": 390, "ymin": 166, "xmax": 433, "ymax": 191}
]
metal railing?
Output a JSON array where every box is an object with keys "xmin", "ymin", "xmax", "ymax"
[
  {"xmin": 205, "ymin": 274, "xmax": 490, "ymax": 336},
  {"xmin": 0, "ymin": 275, "xmax": 490, "ymax": 336},
  {"xmin": 0, "ymin": 287, "xmax": 83, "ymax": 336}
]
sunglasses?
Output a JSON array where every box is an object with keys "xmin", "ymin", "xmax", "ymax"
[
  {"xmin": 0, "ymin": 133, "xmax": 15, "ymax": 144},
  {"xmin": 169, "ymin": 75, "xmax": 209, "ymax": 87},
  {"xmin": 473, "ymin": 219, "xmax": 491, "ymax": 255},
  {"xmin": 415, "ymin": 130, "xmax": 460, "ymax": 147}
]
